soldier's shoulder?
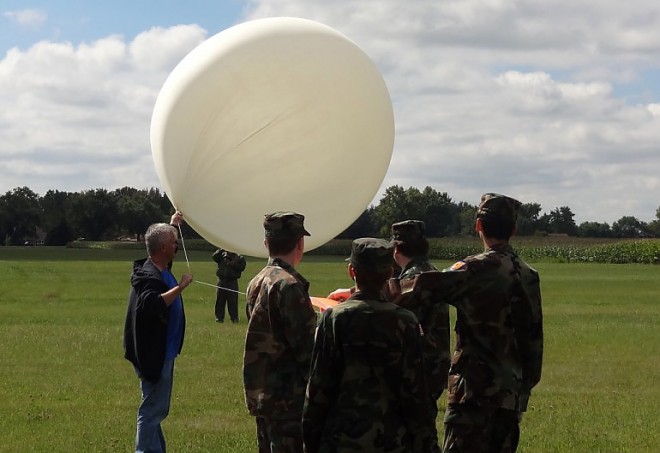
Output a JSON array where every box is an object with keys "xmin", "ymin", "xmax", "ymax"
[
  {"xmin": 452, "ymin": 250, "xmax": 501, "ymax": 273},
  {"xmin": 255, "ymin": 264, "xmax": 297, "ymax": 285}
]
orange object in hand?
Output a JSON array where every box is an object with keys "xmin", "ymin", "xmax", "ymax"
[{"xmin": 326, "ymin": 287, "xmax": 355, "ymax": 302}]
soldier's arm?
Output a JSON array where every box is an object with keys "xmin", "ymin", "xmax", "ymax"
[
  {"xmin": 280, "ymin": 284, "xmax": 317, "ymax": 376},
  {"xmin": 397, "ymin": 269, "xmax": 470, "ymax": 308},
  {"xmin": 519, "ymin": 271, "xmax": 543, "ymax": 391},
  {"xmin": 398, "ymin": 317, "xmax": 437, "ymax": 453},
  {"xmin": 212, "ymin": 249, "xmax": 222, "ymax": 263},
  {"xmin": 302, "ymin": 312, "xmax": 339, "ymax": 453},
  {"xmin": 228, "ymin": 254, "xmax": 247, "ymax": 272},
  {"xmin": 235, "ymin": 255, "xmax": 247, "ymax": 272}
]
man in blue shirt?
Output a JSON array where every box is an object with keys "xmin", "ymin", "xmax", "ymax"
[{"xmin": 124, "ymin": 212, "xmax": 193, "ymax": 453}]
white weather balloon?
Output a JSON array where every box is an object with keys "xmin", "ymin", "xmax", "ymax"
[{"xmin": 151, "ymin": 17, "xmax": 394, "ymax": 257}]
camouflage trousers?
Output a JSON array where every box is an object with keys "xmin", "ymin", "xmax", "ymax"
[
  {"xmin": 255, "ymin": 416, "xmax": 304, "ymax": 453},
  {"xmin": 442, "ymin": 404, "xmax": 520, "ymax": 453}
]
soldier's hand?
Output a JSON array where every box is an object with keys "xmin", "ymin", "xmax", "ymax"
[{"xmin": 327, "ymin": 287, "xmax": 354, "ymax": 302}]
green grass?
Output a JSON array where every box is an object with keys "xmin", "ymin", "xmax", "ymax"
[{"xmin": 0, "ymin": 248, "xmax": 658, "ymax": 452}]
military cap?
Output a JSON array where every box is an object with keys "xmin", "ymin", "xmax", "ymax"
[
  {"xmin": 477, "ymin": 193, "xmax": 522, "ymax": 222},
  {"xmin": 349, "ymin": 238, "xmax": 394, "ymax": 273},
  {"xmin": 263, "ymin": 211, "xmax": 311, "ymax": 239},
  {"xmin": 391, "ymin": 220, "xmax": 426, "ymax": 243}
]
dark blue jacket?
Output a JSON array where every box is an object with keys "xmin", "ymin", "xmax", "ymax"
[{"xmin": 123, "ymin": 258, "xmax": 186, "ymax": 383}]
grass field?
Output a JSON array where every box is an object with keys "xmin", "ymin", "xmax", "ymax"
[{"xmin": 0, "ymin": 247, "xmax": 658, "ymax": 452}]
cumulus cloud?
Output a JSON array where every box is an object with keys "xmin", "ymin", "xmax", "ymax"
[
  {"xmin": 3, "ymin": 9, "xmax": 47, "ymax": 28},
  {"xmin": 244, "ymin": 0, "xmax": 660, "ymax": 223},
  {"xmin": 0, "ymin": 24, "xmax": 206, "ymax": 193},
  {"xmin": 1, "ymin": 1, "xmax": 659, "ymax": 224}
]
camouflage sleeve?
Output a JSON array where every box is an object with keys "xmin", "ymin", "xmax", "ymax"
[
  {"xmin": 245, "ymin": 277, "xmax": 259, "ymax": 319},
  {"xmin": 516, "ymin": 269, "xmax": 543, "ymax": 396},
  {"xmin": 302, "ymin": 311, "xmax": 339, "ymax": 453},
  {"xmin": 279, "ymin": 283, "xmax": 317, "ymax": 380},
  {"xmin": 398, "ymin": 315, "xmax": 436, "ymax": 453}
]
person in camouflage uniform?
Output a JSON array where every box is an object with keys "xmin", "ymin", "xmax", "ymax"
[
  {"xmin": 243, "ymin": 212, "xmax": 318, "ymax": 453},
  {"xmin": 390, "ymin": 220, "xmax": 450, "ymax": 451},
  {"xmin": 440, "ymin": 193, "xmax": 544, "ymax": 453},
  {"xmin": 303, "ymin": 238, "xmax": 436, "ymax": 453},
  {"xmin": 212, "ymin": 248, "xmax": 246, "ymax": 323}
]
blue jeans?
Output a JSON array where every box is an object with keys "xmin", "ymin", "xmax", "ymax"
[{"xmin": 135, "ymin": 359, "xmax": 175, "ymax": 453}]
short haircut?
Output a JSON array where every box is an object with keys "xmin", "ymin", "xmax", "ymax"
[
  {"xmin": 266, "ymin": 235, "xmax": 301, "ymax": 256},
  {"xmin": 353, "ymin": 268, "xmax": 391, "ymax": 292},
  {"xmin": 145, "ymin": 223, "xmax": 176, "ymax": 255},
  {"xmin": 395, "ymin": 237, "xmax": 429, "ymax": 258},
  {"xmin": 478, "ymin": 215, "xmax": 515, "ymax": 241}
]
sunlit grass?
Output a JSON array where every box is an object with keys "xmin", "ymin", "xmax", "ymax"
[{"xmin": 0, "ymin": 249, "xmax": 657, "ymax": 452}]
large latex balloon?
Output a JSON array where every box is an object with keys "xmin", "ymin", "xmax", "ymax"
[{"xmin": 151, "ymin": 17, "xmax": 394, "ymax": 257}]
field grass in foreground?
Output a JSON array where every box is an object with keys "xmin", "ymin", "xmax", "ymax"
[{"xmin": 0, "ymin": 247, "xmax": 658, "ymax": 452}]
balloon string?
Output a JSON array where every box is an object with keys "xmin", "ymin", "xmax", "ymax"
[
  {"xmin": 194, "ymin": 280, "xmax": 247, "ymax": 295},
  {"xmin": 176, "ymin": 223, "xmax": 192, "ymax": 274},
  {"xmin": 176, "ymin": 219, "xmax": 246, "ymax": 297}
]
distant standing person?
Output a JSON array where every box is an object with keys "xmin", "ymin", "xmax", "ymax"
[
  {"xmin": 442, "ymin": 193, "xmax": 543, "ymax": 453},
  {"xmin": 390, "ymin": 219, "xmax": 450, "ymax": 453},
  {"xmin": 123, "ymin": 211, "xmax": 193, "ymax": 453},
  {"xmin": 243, "ymin": 212, "xmax": 317, "ymax": 453},
  {"xmin": 212, "ymin": 248, "xmax": 246, "ymax": 323},
  {"xmin": 303, "ymin": 238, "xmax": 436, "ymax": 453}
]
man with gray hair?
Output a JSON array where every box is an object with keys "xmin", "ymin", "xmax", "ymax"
[{"xmin": 124, "ymin": 211, "xmax": 193, "ymax": 453}]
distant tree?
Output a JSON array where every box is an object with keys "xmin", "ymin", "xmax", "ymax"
[
  {"xmin": 372, "ymin": 186, "xmax": 424, "ymax": 236},
  {"xmin": 578, "ymin": 221, "xmax": 612, "ymax": 238},
  {"xmin": 113, "ymin": 187, "xmax": 164, "ymax": 240},
  {"xmin": 544, "ymin": 206, "xmax": 578, "ymax": 235},
  {"xmin": 371, "ymin": 185, "xmax": 459, "ymax": 237},
  {"xmin": 41, "ymin": 190, "xmax": 74, "ymax": 238},
  {"xmin": 648, "ymin": 206, "xmax": 660, "ymax": 237},
  {"xmin": 45, "ymin": 218, "xmax": 75, "ymax": 245},
  {"xmin": 611, "ymin": 216, "xmax": 649, "ymax": 238},
  {"xmin": 336, "ymin": 207, "xmax": 377, "ymax": 239},
  {"xmin": 516, "ymin": 203, "xmax": 542, "ymax": 236},
  {"xmin": 69, "ymin": 189, "xmax": 118, "ymax": 240},
  {"xmin": 457, "ymin": 201, "xmax": 478, "ymax": 236},
  {"xmin": 0, "ymin": 187, "xmax": 43, "ymax": 245},
  {"xmin": 420, "ymin": 187, "xmax": 456, "ymax": 236}
]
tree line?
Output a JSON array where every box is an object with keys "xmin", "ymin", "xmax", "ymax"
[{"xmin": 1, "ymin": 185, "xmax": 658, "ymax": 246}]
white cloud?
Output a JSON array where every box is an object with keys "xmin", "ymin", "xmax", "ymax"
[
  {"xmin": 3, "ymin": 9, "xmax": 47, "ymax": 28},
  {"xmin": 1, "ymin": 1, "xmax": 659, "ymax": 225},
  {"xmin": 648, "ymin": 104, "xmax": 660, "ymax": 116},
  {"xmin": 0, "ymin": 24, "xmax": 207, "ymax": 193},
  {"xmin": 241, "ymin": 0, "xmax": 660, "ymax": 223}
]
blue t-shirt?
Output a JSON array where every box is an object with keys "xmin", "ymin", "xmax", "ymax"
[{"xmin": 161, "ymin": 268, "xmax": 184, "ymax": 360}]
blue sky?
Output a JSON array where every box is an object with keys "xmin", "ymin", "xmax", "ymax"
[
  {"xmin": 0, "ymin": 1, "xmax": 244, "ymax": 52},
  {"xmin": 1, "ymin": 0, "xmax": 659, "ymax": 225}
]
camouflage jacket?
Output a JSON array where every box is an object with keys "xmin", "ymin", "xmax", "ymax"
[
  {"xmin": 243, "ymin": 258, "xmax": 317, "ymax": 420},
  {"xmin": 302, "ymin": 290, "xmax": 436, "ymax": 453},
  {"xmin": 443, "ymin": 243, "xmax": 543, "ymax": 413},
  {"xmin": 212, "ymin": 250, "xmax": 246, "ymax": 281},
  {"xmin": 393, "ymin": 257, "xmax": 451, "ymax": 400}
]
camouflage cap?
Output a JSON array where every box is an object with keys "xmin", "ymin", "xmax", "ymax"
[
  {"xmin": 477, "ymin": 193, "xmax": 522, "ymax": 222},
  {"xmin": 391, "ymin": 220, "xmax": 426, "ymax": 243},
  {"xmin": 263, "ymin": 212, "xmax": 311, "ymax": 239},
  {"xmin": 349, "ymin": 237, "xmax": 394, "ymax": 273}
]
